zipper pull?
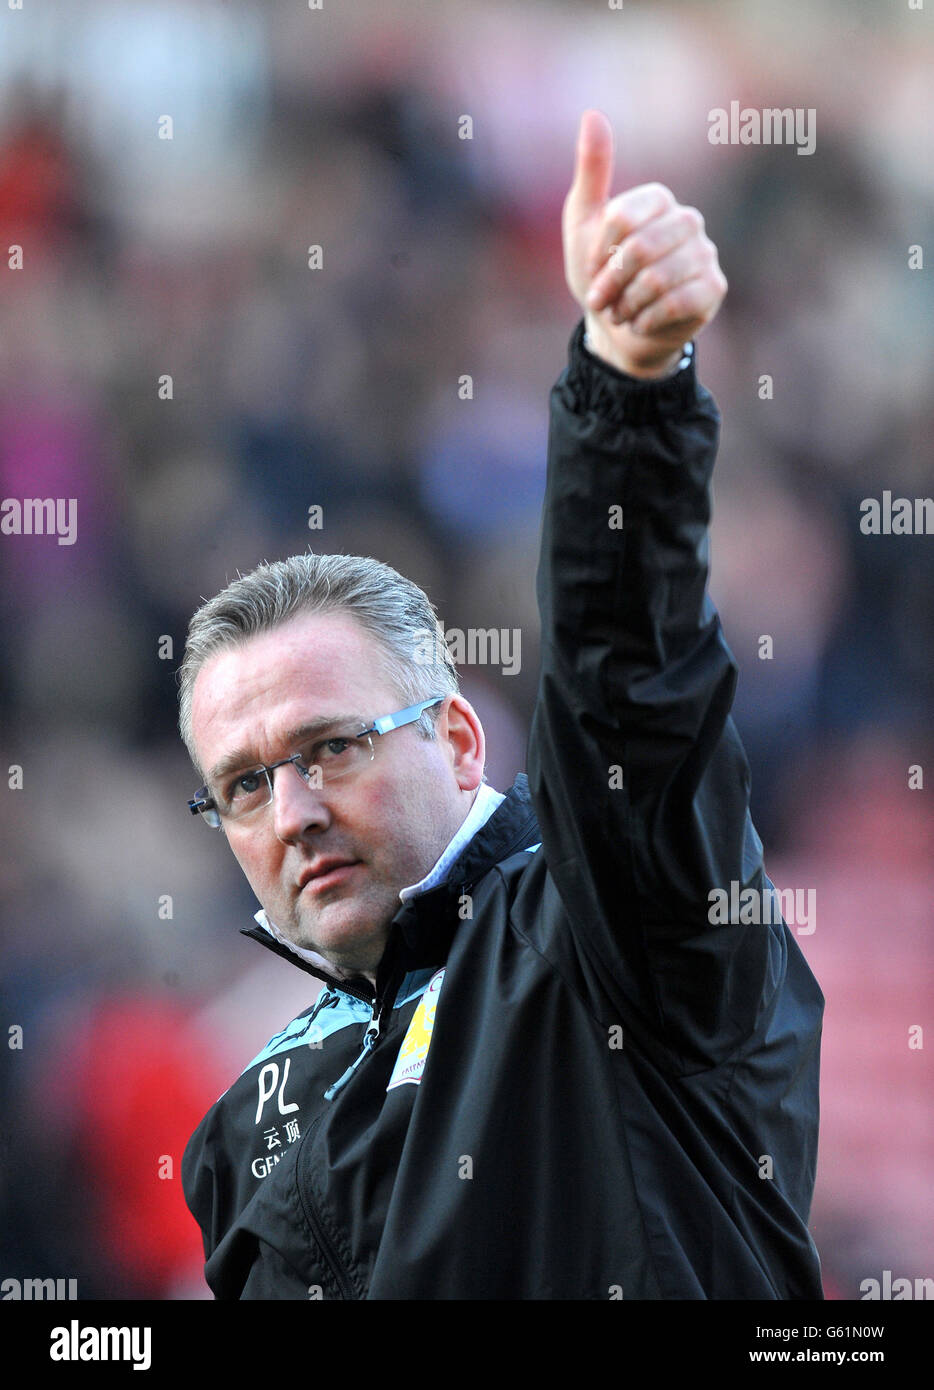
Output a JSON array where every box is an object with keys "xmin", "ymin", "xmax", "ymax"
[{"xmin": 323, "ymin": 999, "xmax": 382, "ymax": 1102}]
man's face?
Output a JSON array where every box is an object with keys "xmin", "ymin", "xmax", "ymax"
[{"xmin": 189, "ymin": 610, "xmax": 482, "ymax": 982}]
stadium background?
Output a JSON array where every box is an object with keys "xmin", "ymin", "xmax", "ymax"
[{"xmin": 0, "ymin": 0, "xmax": 932, "ymax": 1299}]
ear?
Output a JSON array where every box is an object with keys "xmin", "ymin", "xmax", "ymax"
[{"xmin": 437, "ymin": 696, "xmax": 485, "ymax": 792}]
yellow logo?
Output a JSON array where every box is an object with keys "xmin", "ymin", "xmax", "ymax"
[{"xmin": 386, "ymin": 969, "xmax": 445, "ymax": 1091}]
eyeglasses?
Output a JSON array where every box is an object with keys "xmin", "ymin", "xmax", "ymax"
[{"xmin": 188, "ymin": 696, "xmax": 446, "ymax": 830}]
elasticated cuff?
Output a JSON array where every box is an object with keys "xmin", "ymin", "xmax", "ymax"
[{"xmin": 561, "ymin": 319, "xmax": 700, "ymax": 426}]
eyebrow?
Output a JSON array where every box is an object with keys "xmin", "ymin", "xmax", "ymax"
[{"xmin": 207, "ymin": 713, "xmax": 363, "ymax": 785}]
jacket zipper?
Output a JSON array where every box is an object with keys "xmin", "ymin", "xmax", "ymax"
[
  {"xmin": 322, "ymin": 995, "xmax": 384, "ymax": 1102},
  {"xmin": 307, "ymin": 987, "xmax": 339, "ymax": 1025},
  {"xmin": 299, "ymin": 1114, "xmax": 358, "ymax": 1301}
]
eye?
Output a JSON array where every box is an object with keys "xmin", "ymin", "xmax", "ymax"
[
  {"xmin": 322, "ymin": 736, "xmax": 352, "ymax": 759},
  {"xmin": 227, "ymin": 769, "xmax": 266, "ymax": 803},
  {"xmin": 294, "ymin": 730, "xmax": 367, "ymax": 778},
  {"xmin": 307, "ymin": 734, "xmax": 355, "ymax": 765}
]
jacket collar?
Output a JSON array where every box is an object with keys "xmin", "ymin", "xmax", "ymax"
[{"xmin": 238, "ymin": 773, "xmax": 539, "ymax": 1003}]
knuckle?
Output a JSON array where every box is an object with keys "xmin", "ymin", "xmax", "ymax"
[
  {"xmin": 686, "ymin": 276, "xmax": 707, "ymax": 305},
  {"xmin": 603, "ymin": 196, "xmax": 627, "ymax": 231},
  {"xmin": 598, "ymin": 262, "xmax": 620, "ymax": 291},
  {"xmin": 638, "ymin": 264, "xmax": 666, "ymax": 299},
  {"xmin": 681, "ymin": 206, "xmax": 704, "ymax": 234},
  {"xmin": 669, "ymin": 286, "xmax": 697, "ymax": 322},
  {"xmin": 625, "ymin": 234, "xmax": 651, "ymax": 270}
]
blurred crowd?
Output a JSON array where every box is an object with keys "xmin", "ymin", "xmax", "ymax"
[{"xmin": 0, "ymin": 0, "xmax": 932, "ymax": 1299}]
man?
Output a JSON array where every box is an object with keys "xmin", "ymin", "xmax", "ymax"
[{"xmin": 180, "ymin": 110, "xmax": 824, "ymax": 1299}]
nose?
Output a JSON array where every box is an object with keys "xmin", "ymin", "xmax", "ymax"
[{"xmin": 269, "ymin": 760, "xmax": 331, "ymax": 844}]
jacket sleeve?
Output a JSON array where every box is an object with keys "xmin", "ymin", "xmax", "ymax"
[{"xmin": 527, "ymin": 318, "xmax": 786, "ymax": 1072}]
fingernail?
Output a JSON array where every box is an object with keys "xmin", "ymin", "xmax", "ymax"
[{"xmin": 586, "ymin": 288, "xmax": 600, "ymax": 307}]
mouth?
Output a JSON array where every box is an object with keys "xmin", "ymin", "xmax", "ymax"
[{"xmin": 298, "ymin": 861, "xmax": 361, "ymax": 895}]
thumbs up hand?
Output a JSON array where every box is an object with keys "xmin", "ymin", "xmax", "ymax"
[{"xmin": 563, "ymin": 110, "xmax": 727, "ymax": 379}]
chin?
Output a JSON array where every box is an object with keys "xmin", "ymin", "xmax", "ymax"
[{"xmin": 296, "ymin": 901, "xmax": 390, "ymax": 975}]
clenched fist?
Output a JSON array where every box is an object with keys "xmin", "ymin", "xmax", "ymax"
[{"xmin": 563, "ymin": 110, "xmax": 727, "ymax": 379}]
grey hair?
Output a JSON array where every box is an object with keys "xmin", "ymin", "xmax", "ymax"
[{"xmin": 178, "ymin": 552, "xmax": 459, "ymax": 776}]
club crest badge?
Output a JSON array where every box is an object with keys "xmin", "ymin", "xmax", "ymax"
[{"xmin": 386, "ymin": 968, "xmax": 445, "ymax": 1090}]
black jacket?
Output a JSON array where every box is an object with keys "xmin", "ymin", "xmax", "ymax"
[{"xmin": 182, "ymin": 320, "xmax": 825, "ymax": 1299}]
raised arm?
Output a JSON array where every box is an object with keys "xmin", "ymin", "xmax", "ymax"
[{"xmin": 529, "ymin": 113, "xmax": 784, "ymax": 1071}]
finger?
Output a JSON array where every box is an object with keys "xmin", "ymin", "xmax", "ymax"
[
  {"xmin": 607, "ymin": 237, "xmax": 717, "ymax": 324},
  {"xmin": 587, "ymin": 206, "xmax": 708, "ymax": 311},
  {"xmin": 628, "ymin": 271, "xmax": 727, "ymax": 337},
  {"xmin": 586, "ymin": 183, "xmax": 676, "ymax": 277},
  {"xmin": 564, "ymin": 109, "xmax": 614, "ymax": 225}
]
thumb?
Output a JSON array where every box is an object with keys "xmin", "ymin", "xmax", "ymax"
[{"xmin": 565, "ymin": 109, "xmax": 614, "ymax": 222}]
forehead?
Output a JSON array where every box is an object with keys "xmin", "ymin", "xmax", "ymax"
[{"xmin": 189, "ymin": 609, "xmax": 398, "ymax": 773}]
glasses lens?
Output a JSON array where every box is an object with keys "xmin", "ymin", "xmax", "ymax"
[
  {"xmin": 197, "ymin": 725, "xmax": 377, "ymax": 829},
  {"xmin": 301, "ymin": 727, "xmax": 374, "ymax": 785},
  {"xmin": 220, "ymin": 766, "xmax": 272, "ymax": 820}
]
